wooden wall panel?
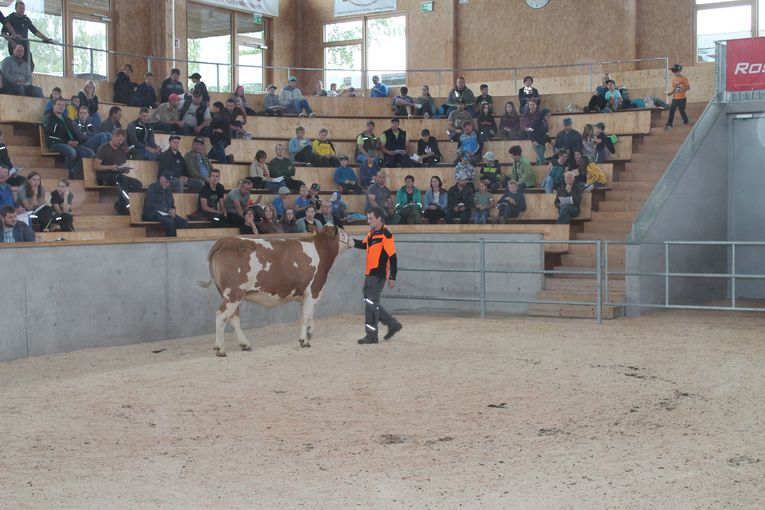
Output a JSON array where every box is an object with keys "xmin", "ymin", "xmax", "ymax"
[{"xmin": 637, "ymin": 0, "xmax": 694, "ymax": 68}]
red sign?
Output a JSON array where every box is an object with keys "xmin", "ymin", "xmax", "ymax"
[{"xmin": 726, "ymin": 37, "xmax": 765, "ymax": 91}]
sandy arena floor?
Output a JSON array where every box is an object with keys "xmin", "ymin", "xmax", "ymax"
[{"xmin": 1, "ymin": 311, "xmax": 764, "ymax": 509}]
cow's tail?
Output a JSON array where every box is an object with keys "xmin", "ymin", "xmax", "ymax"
[{"xmin": 199, "ymin": 238, "xmax": 227, "ymax": 291}]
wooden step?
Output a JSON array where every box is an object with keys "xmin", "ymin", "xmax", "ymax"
[
  {"xmin": 590, "ymin": 211, "xmax": 636, "ymax": 221},
  {"xmin": 597, "ymin": 200, "xmax": 643, "ymax": 212},
  {"xmin": 604, "ymin": 190, "xmax": 651, "ymax": 201},
  {"xmin": 624, "ymin": 161, "xmax": 667, "ymax": 172},
  {"xmin": 566, "ymin": 243, "xmax": 625, "ymax": 256},
  {"xmin": 629, "ymin": 152, "xmax": 675, "ymax": 163},
  {"xmin": 576, "ymin": 232, "xmax": 628, "ymax": 241},
  {"xmin": 582, "ymin": 220, "xmax": 632, "ymax": 235},
  {"xmin": 527, "ymin": 303, "xmax": 624, "ymax": 319},
  {"xmin": 617, "ymin": 171, "xmax": 664, "ymax": 182},
  {"xmin": 537, "ymin": 289, "xmax": 626, "ymax": 303},
  {"xmin": 74, "ymin": 215, "xmax": 131, "ymax": 229}
]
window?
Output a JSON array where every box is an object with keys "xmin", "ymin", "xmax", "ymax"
[
  {"xmin": 695, "ymin": 0, "xmax": 760, "ymax": 62},
  {"xmin": 236, "ymin": 12, "xmax": 266, "ymax": 93},
  {"xmin": 72, "ymin": 17, "xmax": 108, "ymax": 78},
  {"xmin": 0, "ymin": 0, "xmax": 65, "ymax": 76},
  {"xmin": 322, "ymin": 15, "xmax": 407, "ymax": 92}
]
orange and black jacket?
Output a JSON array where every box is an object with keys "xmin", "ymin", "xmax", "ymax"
[{"xmin": 354, "ymin": 227, "xmax": 398, "ymax": 280}]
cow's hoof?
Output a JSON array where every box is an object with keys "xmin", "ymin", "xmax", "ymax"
[
  {"xmin": 214, "ymin": 348, "xmax": 227, "ymax": 357},
  {"xmin": 298, "ymin": 339, "xmax": 305, "ymax": 348},
  {"xmin": 239, "ymin": 344, "xmax": 252, "ymax": 351},
  {"xmin": 306, "ymin": 328, "xmax": 313, "ymax": 340}
]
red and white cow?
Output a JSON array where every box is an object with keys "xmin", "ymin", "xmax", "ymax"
[{"xmin": 198, "ymin": 226, "xmax": 352, "ymax": 356}]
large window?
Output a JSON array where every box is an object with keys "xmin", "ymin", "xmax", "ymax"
[
  {"xmin": 323, "ymin": 15, "xmax": 406, "ymax": 92},
  {"xmin": 236, "ymin": 12, "xmax": 266, "ymax": 93},
  {"xmin": 1, "ymin": 0, "xmax": 65, "ymax": 76},
  {"xmin": 695, "ymin": 0, "xmax": 762, "ymax": 62}
]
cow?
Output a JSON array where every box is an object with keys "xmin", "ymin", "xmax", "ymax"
[{"xmin": 198, "ymin": 226, "xmax": 352, "ymax": 356}]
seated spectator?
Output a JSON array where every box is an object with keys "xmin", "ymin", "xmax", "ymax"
[
  {"xmin": 554, "ymin": 117, "xmax": 583, "ymax": 155},
  {"xmin": 477, "ymin": 84, "xmax": 493, "ymax": 112},
  {"xmin": 447, "ymin": 99, "xmax": 473, "ymax": 141},
  {"xmin": 263, "ymin": 83, "xmax": 284, "ymax": 116},
  {"xmin": 0, "ymin": 166, "xmax": 22, "ymax": 211},
  {"xmin": 456, "ymin": 121, "xmax": 482, "ymax": 165},
  {"xmin": 249, "ymin": 149, "xmax": 280, "ymax": 192},
  {"xmin": 499, "ymin": 103, "xmax": 522, "ymax": 139},
  {"xmin": 289, "ymin": 126, "xmax": 313, "ymax": 163},
  {"xmin": 356, "ymin": 120, "xmax": 382, "ymax": 166},
  {"xmin": 415, "ymin": 85, "xmax": 436, "ymax": 118},
  {"xmin": 476, "ymin": 102, "xmax": 497, "ymax": 142},
  {"xmin": 279, "ymin": 76, "xmax": 315, "ymax": 117},
  {"xmin": 272, "ymin": 186, "xmax": 289, "ymax": 218},
  {"xmin": 258, "ymin": 203, "xmax": 284, "ymax": 234},
  {"xmin": 93, "ymin": 129, "xmax": 142, "ymax": 190},
  {"xmin": 114, "ymin": 64, "xmax": 139, "ymax": 106},
  {"xmin": 472, "ymin": 179, "xmax": 493, "ymax": 224},
  {"xmin": 585, "ymin": 73, "xmax": 611, "ymax": 113},
  {"xmin": 395, "ymin": 174, "xmax": 422, "ymax": 224},
  {"xmin": 208, "ymin": 101, "xmax": 231, "ymax": 163},
  {"xmin": 454, "ymin": 157, "xmax": 475, "ymax": 187},
  {"xmin": 520, "ymin": 100, "xmax": 539, "ymax": 139},
  {"xmin": 496, "ymin": 180, "xmax": 526, "ymax": 223},
  {"xmin": 231, "ymin": 85, "xmax": 257, "ymax": 116},
  {"xmin": 334, "ymin": 156, "xmax": 362, "ymax": 194},
  {"xmin": 160, "ymin": 68, "xmax": 184, "ymax": 104},
  {"xmin": 445, "ymin": 177, "xmax": 473, "ymax": 224},
  {"xmin": 424, "ymin": 175, "xmax": 447, "ymax": 224},
  {"xmin": 1, "ymin": 44, "xmax": 42, "ymax": 97},
  {"xmin": 315, "ymin": 200, "xmax": 334, "ymax": 226},
  {"xmin": 136, "ymin": 72, "xmax": 158, "ymax": 108},
  {"xmin": 312, "ymin": 128, "xmax": 340, "ymax": 167},
  {"xmin": 370, "ymin": 75, "xmax": 388, "ymax": 98},
  {"xmin": 297, "ymin": 204, "xmax": 323, "ymax": 233},
  {"xmin": 293, "ymin": 184, "xmax": 312, "ymax": 219},
  {"xmin": 224, "ymin": 178, "xmax": 254, "ymax": 227},
  {"xmin": 16, "ymin": 171, "xmax": 52, "ymax": 230},
  {"xmin": 518, "ymin": 75, "xmax": 540, "ymax": 113},
  {"xmin": 415, "ymin": 128, "xmax": 441, "ymax": 167},
  {"xmin": 313, "ymin": 80, "xmax": 328, "ymax": 96},
  {"xmin": 44, "ymin": 87, "xmax": 62, "ymax": 113},
  {"xmin": 159, "ymin": 134, "xmax": 203, "ymax": 193},
  {"xmin": 180, "ymin": 92, "xmax": 212, "ymax": 137},
  {"xmin": 391, "ymin": 86, "xmax": 415, "ymax": 118},
  {"xmin": 365, "ymin": 171, "xmax": 399, "ymax": 224},
  {"xmin": 280, "ymin": 208, "xmax": 300, "ymax": 233},
  {"xmin": 447, "ymin": 76, "xmax": 476, "ymax": 116},
  {"xmin": 99, "ymin": 105, "xmax": 123, "ymax": 134},
  {"xmin": 184, "ymin": 136, "xmax": 214, "ymax": 186},
  {"xmin": 0, "ymin": 204, "xmax": 35, "ymax": 242},
  {"xmin": 592, "ymin": 122, "xmax": 615, "ymax": 163},
  {"xmin": 225, "ymin": 98, "xmax": 249, "ymax": 139},
  {"xmin": 581, "ymin": 124, "xmax": 596, "ymax": 161},
  {"xmin": 150, "ymin": 94, "xmax": 185, "ymax": 134},
  {"xmin": 359, "ymin": 157, "xmax": 380, "ymax": 187},
  {"xmin": 554, "ymin": 171, "xmax": 582, "ymax": 224},
  {"xmin": 329, "ymin": 191, "xmax": 349, "ymax": 227},
  {"xmin": 268, "ymin": 143, "xmax": 304, "ymax": 191},
  {"xmin": 189, "ymin": 72, "xmax": 210, "ymax": 104},
  {"xmin": 530, "ymin": 108, "xmax": 552, "ymax": 165},
  {"xmin": 72, "ymin": 105, "xmax": 111, "ymax": 152},
  {"xmin": 127, "ymin": 107, "xmax": 160, "ymax": 161},
  {"xmin": 326, "ymin": 83, "xmax": 342, "ymax": 97},
  {"xmin": 0, "ymin": 129, "xmax": 25, "ymax": 186},
  {"xmin": 195, "ymin": 168, "xmax": 226, "ymax": 225},
  {"xmin": 49, "ymin": 178, "xmax": 74, "ymax": 232},
  {"xmin": 603, "ymin": 79, "xmax": 622, "ymax": 112},
  {"xmin": 381, "ymin": 117, "xmax": 413, "ymax": 167},
  {"xmin": 575, "ymin": 153, "xmax": 608, "ymax": 192},
  {"xmin": 543, "ymin": 149, "xmax": 569, "ymax": 193},
  {"xmin": 507, "ymin": 145, "xmax": 536, "ymax": 191},
  {"xmin": 43, "ymin": 97, "xmax": 94, "ymax": 180},
  {"xmin": 240, "ymin": 208, "xmax": 258, "ymax": 235},
  {"xmin": 66, "ymin": 95, "xmax": 81, "ymax": 121},
  {"xmin": 307, "ymin": 182, "xmax": 321, "ymax": 209},
  {"xmin": 142, "ymin": 172, "xmax": 189, "ymax": 236},
  {"xmin": 479, "ymin": 151, "xmax": 501, "ymax": 192}
]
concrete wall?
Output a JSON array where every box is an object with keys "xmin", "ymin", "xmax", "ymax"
[{"xmin": 0, "ymin": 233, "xmax": 542, "ymax": 362}]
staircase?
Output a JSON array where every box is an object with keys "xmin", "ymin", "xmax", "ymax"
[{"xmin": 529, "ymin": 103, "xmax": 707, "ymax": 319}]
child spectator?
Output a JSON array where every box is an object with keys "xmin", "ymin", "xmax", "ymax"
[
  {"xmin": 391, "ymin": 86, "xmax": 415, "ymax": 118},
  {"xmin": 479, "ymin": 151, "xmax": 502, "ymax": 192},
  {"xmin": 603, "ymin": 79, "xmax": 622, "ymax": 112},
  {"xmin": 520, "ymin": 100, "xmax": 539, "ymax": 138},
  {"xmin": 280, "ymin": 208, "xmax": 299, "ymax": 233},
  {"xmin": 263, "ymin": 84, "xmax": 284, "ymax": 116},
  {"xmin": 272, "ymin": 186, "xmax": 289, "ymax": 219},
  {"xmin": 477, "ymin": 84, "xmax": 493, "ymax": 112},
  {"xmin": 476, "ymin": 102, "xmax": 497, "ymax": 142},
  {"xmin": 334, "ymin": 156, "xmax": 362, "ymax": 194},
  {"xmin": 518, "ymin": 76, "xmax": 540, "ymax": 113},
  {"xmin": 665, "ymin": 64, "xmax": 691, "ymax": 130},
  {"xmin": 499, "ymin": 101, "xmax": 523, "ymax": 140},
  {"xmin": 293, "ymin": 184, "xmax": 312, "ymax": 219},
  {"xmin": 542, "ymin": 149, "xmax": 569, "ymax": 193},
  {"xmin": 454, "ymin": 157, "xmax": 475, "ymax": 187},
  {"xmin": 592, "ymin": 122, "xmax": 615, "ymax": 163},
  {"xmin": 415, "ymin": 85, "xmax": 436, "ymax": 118},
  {"xmin": 47, "ymin": 178, "xmax": 74, "ymax": 231},
  {"xmin": 457, "ymin": 121, "xmax": 482, "ymax": 164},
  {"xmin": 308, "ymin": 182, "xmax": 322, "ymax": 209},
  {"xmin": 496, "ymin": 180, "xmax": 526, "ymax": 223},
  {"xmin": 424, "ymin": 175, "xmax": 448, "ymax": 224},
  {"xmin": 312, "ymin": 128, "xmax": 340, "ymax": 167},
  {"xmin": 416, "ymin": 128, "xmax": 442, "ymax": 167},
  {"xmin": 289, "ymin": 126, "xmax": 312, "ymax": 163},
  {"xmin": 507, "ymin": 145, "xmax": 536, "ymax": 191},
  {"xmin": 581, "ymin": 124, "xmax": 597, "ymax": 161},
  {"xmin": 585, "ymin": 74, "xmax": 611, "ymax": 113},
  {"xmin": 577, "ymin": 154, "xmax": 608, "ymax": 192},
  {"xmin": 395, "ymin": 174, "xmax": 422, "ymax": 224},
  {"xmin": 44, "ymin": 87, "xmax": 62, "ymax": 114},
  {"xmin": 359, "ymin": 157, "xmax": 380, "ymax": 187},
  {"xmin": 66, "ymin": 95, "xmax": 80, "ymax": 121},
  {"xmin": 472, "ymin": 180, "xmax": 493, "ymax": 224}
]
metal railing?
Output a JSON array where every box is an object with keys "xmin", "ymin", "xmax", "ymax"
[{"xmin": 24, "ymin": 36, "xmax": 668, "ymax": 97}]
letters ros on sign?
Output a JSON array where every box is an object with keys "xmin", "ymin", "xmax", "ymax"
[{"xmin": 726, "ymin": 37, "xmax": 765, "ymax": 92}]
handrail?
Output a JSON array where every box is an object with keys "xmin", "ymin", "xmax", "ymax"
[{"xmin": 21, "ymin": 36, "xmax": 669, "ymax": 96}]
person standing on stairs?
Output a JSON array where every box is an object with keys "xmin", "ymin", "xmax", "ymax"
[{"xmin": 664, "ymin": 64, "xmax": 691, "ymax": 131}]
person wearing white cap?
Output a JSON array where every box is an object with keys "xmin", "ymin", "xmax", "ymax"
[
  {"xmin": 263, "ymin": 84, "xmax": 284, "ymax": 116},
  {"xmin": 272, "ymin": 186, "xmax": 290, "ymax": 219},
  {"xmin": 279, "ymin": 76, "xmax": 316, "ymax": 117},
  {"xmin": 478, "ymin": 151, "xmax": 502, "ymax": 193}
]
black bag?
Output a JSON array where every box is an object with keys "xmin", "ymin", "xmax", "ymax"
[{"xmin": 114, "ymin": 183, "xmax": 131, "ymax": 215}]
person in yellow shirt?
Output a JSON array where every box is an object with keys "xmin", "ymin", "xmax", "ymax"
[
  {"xmin": 311, "ymin": 128, "xmax": 340, "ymax": 167},
  {"xmin": 664, "ymin": 64, "xmax": 691, "ymax": 130}
]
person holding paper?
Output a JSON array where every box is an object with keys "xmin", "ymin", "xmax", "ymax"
[
  {"xmin": 142, "ymin": 172, "xmax": 188, "ymax": 237},
  {"xmin": 554, "ymin": 171, "xmax": 582, "ymax": 224}
]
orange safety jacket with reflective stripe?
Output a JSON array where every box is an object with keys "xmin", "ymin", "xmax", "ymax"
[{"xmin": 354, "ymin": 227, "xmax": 398, "ymax": 280}]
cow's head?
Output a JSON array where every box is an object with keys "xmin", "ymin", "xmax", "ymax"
[{"xmin": 319, "ymin": 224, "xmax": 352, "ymax": 253}]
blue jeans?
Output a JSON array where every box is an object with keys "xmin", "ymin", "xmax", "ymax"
[
  {"xmin": 210, "ymin": 141, "xmax": 227, "ymax": 163},
  {"xmin": 3, "ymin": 83, "xmax": 43, "ymax": 97},
  {"xmin": 83, "ymin": 132, "xmax": 111, "ymax": 151},
  {"xmin": 90, "ymin": 111, "xmax": 102, "ymax": 127},
  {"xmin": 473, "ymin": 209, "xmax": 488, "ymax": 224},
  {"xmin": 134, "ymin": 147, "xmax": 160, "ymax": 161},
  {"xmin": 50, "ymin": 142, "xmax": 94, "ymax": 179},
  {"xmin": 533, "ymin": 143, "xmax": 546, "ymax": 165},
  {"xmin": 284, "ymin": 99, "xmax": 313, "ymax": 115},
  {"xmin": 543, "ymin": 175, "xmax": 555, "ymax": 193}
]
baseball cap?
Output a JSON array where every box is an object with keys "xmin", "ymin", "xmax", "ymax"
[
  {"xmin": 330, "ymin": 192, "xmax": 339, "ymax": 202},
  {"xmin": 289, "ymin": 75, "xmax": 297, "ymax": 81},
  {"xmin": 278, "ymin": 186, "xmax": 290, "ymax": 195},
  {"xmin": 670, "ymin": 64, "xmax": 683, "ymax": 72},
  {"xmin": 563, "ymin": 118, "xmax": 573, "ymax": 126},
  {"xmin": 192, "ymin": 136, "xmax": 205, "ymax": 144},
  {"xmin": 267, "ymin": 83, "xmax": 276, "ymax": 90},
  {"xmin": 168, "ymin": 135, "xmax": 181, "ymax": 142},
  {"xmin": 594, "ymin": 122, "xmax": 606, "ymax": 130},
  {"xmin": 457, "ymin": 98, "xmax": 466, "ymax": 104},
  {"xmin": 483, "ymin": 151, "xmax": 495, "ymax": 161},
  {"xmin": 160, "ymin": 171, "xmax": 174, "ymax": 180},
  {"xmin": 310, "ymin": 183, "xmax": 320, "ymax": 191},
  {"xmin": 189, "ymin": 72, "xmax": 202, "ymax": 80},
  {"xmin": 168, "ymin": 93, "xmax": 180, "ymax": 103}
]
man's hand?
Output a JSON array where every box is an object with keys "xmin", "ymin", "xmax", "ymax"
[
  {"xmin": 193, "ymin": 126, "xmax": 202, "ymax": 134},
  {"xmin": 387, "ymin": 279, "xmax": 396, "ymax": 289},
  {"xmin": 68, "ymin": 140, "xmax": 78, "ymax": 147},
  {"xmin": 181, "ymin": 176, "xmax": 188, "ymax": 183},
  {"xmin": 169, "ymin": 208, "xmax": 176, "ymax": 218}
]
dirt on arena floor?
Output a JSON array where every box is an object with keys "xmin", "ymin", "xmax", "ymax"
[{"xmin": 1, "ymin": 310, "xmax": 764, "ymax": 509}]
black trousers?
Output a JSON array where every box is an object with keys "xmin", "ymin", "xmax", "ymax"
[
  {"xmin": 363, "ymin": 275, "xmax": 399, "ymax": 340},
  {"xmin": 667, "ymin": 98, "xmax": 688, "ymax": 127}
]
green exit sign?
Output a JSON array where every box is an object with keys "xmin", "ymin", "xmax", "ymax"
[
  {"xmin": 254, "ymin": 14, "xmax": 263, "ymax": 24},
  {"xmin": 421, "ymin": 1, "xmax": 433, "ymax": 13}
]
